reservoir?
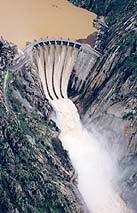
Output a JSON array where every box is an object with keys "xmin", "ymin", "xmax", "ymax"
[{"xmin": 0, "ymin": 0, "xmax": 97, "ymax": 48}]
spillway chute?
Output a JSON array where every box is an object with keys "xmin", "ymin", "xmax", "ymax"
[{"xmin": 32, "ymin": 39, "xmax": 101, "ymax": 102}]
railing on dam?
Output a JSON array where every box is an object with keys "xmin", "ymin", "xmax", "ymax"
[
  {"xmin": 7, "ymin": 38, "xmax": 102, "ymax": 101},
  {"xmin": 33, "ymin": 39, "xmax": 81, "ymax": 49}
]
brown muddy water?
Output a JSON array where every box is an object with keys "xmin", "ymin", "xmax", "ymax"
[{"xmin": 0, "ymin": 0, "xmax": 97, "ymax": 48}]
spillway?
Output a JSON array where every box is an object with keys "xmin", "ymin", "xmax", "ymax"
[
  {"xmin": 53, "ymin": 45, "xmax": 62, "ymax": 99},
  {"xmin": 31, "ymin": 39, "xmax": 101, "ymax": 101}
]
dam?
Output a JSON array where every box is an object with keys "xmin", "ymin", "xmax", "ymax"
[
  {"xmin": 7, "ymin": 38, "xmax": 132, "ymax": 212},
  {"xmin": 8, "ymin": 38, "xmax": 101, "ymax": 101},
  {"xmin": 33, "ymin": 39, "xmax": 101, "ymax": 101}
]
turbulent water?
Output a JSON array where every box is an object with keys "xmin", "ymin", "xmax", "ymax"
[{"xmin": 51, "ymin": 98, "xmax": 131, "ymax": 213}]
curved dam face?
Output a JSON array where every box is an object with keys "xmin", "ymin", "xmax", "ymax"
[{"xmin": 32, "ymin": 39, "xmax": 101, "ymax": 101}]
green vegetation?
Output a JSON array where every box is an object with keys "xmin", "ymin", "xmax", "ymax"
[
  {"xmin": 125, "ymin": 54, "xmax": 137, "ymax": 79},
  {"xmin": 69, "ymin": 0, "xmax": 136, "ymax": 25},
  {"xmin": 118, "ymin": 31, "xmax": 137, "ymax": 51},
  {"xmin": 7, "ymin": 71, "xmax": 14, "ymax": 83},
  {"xmin": 93, "ymin": 0, "xmax": 136, "ymax": 24},
  {"xmin": 0, "ymin": 103, "xmax": 75, "ymax": 212},
  {"xmin": 117, "ymin": 31, "xmax": 137, "ymax": 79},
  {"xmin": 15, "ymin": 79, "xmax": 23, "ymax": 90}
]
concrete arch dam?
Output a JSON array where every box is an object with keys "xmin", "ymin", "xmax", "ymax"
[
  {"xmin": 8, "ymin": 39, "xmax": 101, "ymax": 101},
  {"xmin": 32, "ymin": 39, "xmax": 101, "ymax": 101}
]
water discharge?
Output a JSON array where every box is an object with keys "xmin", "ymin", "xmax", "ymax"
[{"xmin": 51, "ymin": 98, "xmax": 132, "ymax": 213}]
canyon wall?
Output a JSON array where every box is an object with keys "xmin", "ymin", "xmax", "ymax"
[{"xmin": 69, "ymin": 0, "xmax": 137, "ymax": 210}]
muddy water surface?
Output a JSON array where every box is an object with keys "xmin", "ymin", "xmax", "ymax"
[{"xmin": 0, "ymin": 0, "xmax": 97, "ymax": 48}]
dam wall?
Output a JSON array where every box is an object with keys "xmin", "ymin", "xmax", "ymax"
[
  {"xmin": 33, "ymin": 39, "xmax": 101, "ymax": 101},
  {"xmin": 69, "ymin": 44, "xmax": 101, "ymax": 97},
  {"xmin": 7, "ymin": 39, "xmax": 101, "ymax": 101}
]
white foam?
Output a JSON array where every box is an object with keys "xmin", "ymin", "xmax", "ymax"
[{"xmin": 51, "ymin": 98, "xmax": 131, "ymax": 213}]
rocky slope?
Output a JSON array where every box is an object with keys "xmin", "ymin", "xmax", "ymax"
[
  {"xmin": 69, "ymin": 0, "xmax": 137, "ymax": 211},
  {"xmin": 0, "ymin": 41, "xmax": 87, "ymax": 213}
]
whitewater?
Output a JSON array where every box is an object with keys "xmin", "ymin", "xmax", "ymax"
[{"xmin": 51, "ymin": 98, "xmax": 131, "ymax": 213}]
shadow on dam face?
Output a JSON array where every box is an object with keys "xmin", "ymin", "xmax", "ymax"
[{"xmin": 32, "ymin": 39, "xmax": 101, "ymax": 102}]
